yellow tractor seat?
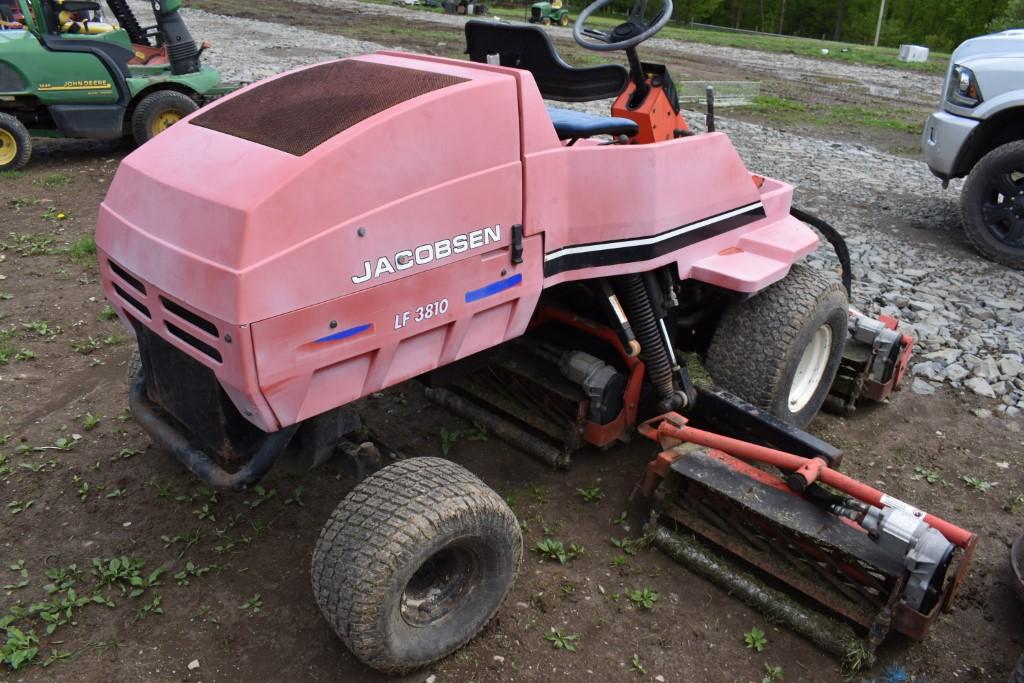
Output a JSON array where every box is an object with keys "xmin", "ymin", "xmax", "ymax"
[{"xmin": 59, "ymin": 10, "xmax": 116, "ymax": 33}]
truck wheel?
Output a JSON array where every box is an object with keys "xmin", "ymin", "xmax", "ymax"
[
  {"xmin": 0, "ymin": 113, "xmax": 31, "ymax": 172},
  {"xmin": 704, "ymin": 264, "xmax": 848, "ymax": 428},
  {"xmin": 311, "ymin": 457, "xmax": 521, "ymax": 674},
  {"xmin": 131, "ymin": 90, "xmax": 198, "ymax": 147},
  {"xmin": 960, "ymin": 140, "xmax": 1024, "ymax": 269}
]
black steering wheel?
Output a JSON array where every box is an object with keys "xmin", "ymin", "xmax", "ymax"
[{"xmin": 572, "ymin": 0, "xmax": 673, "ymax": 52}]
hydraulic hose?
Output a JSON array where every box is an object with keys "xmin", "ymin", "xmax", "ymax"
[
  {"xmin": 790, "ymin": 205, "xmax": 852, "ymax": 298},
  {"xmin": 105, "ymin": 0, "xmax": 149, "ymax": 45},
  {"xmin": 615, "ymin": 274, "xmax": 676, "ymax": 408}
]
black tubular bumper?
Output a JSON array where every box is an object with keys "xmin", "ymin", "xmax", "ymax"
[{"xmin": 129, "ymin": 374, "xmax": 297, "ymax": 491}]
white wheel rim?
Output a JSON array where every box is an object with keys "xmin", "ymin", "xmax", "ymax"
[{"xmin": 788, "ymin": 324, "xmax": 832, "ymax": 413}]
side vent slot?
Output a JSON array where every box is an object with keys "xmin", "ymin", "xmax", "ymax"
[
  {"xmin": 160, "ymin": 296, "xmax": 219, "ymax": 337},
  {"xmin": 108, "ymin": 260, "xmax": 147, "ymax": 295},
  {"xmin": 166, "ymin": 322, "xmax": 223, "ymax": 363},
  {"xmin": 113, "ymin": 283, "xmax": 151, "ymax": 318}
]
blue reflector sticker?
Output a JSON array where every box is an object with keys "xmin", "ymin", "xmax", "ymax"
[
  {"xmin": 465, "ymin": 273, "xmax": 523, "ymax": 303},
  {"xmin": 314, "ymin": 323, "xmax": 373, "ymax": 344}
]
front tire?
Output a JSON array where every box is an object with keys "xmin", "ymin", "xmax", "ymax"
[
  {"xmin": 0, "ymin": 112, "xmax": 31, "ymax": 172},
  {"xmin": 704, "ymin": 264, "xmax": 848, "ymax": 428},
  {"xmin": 960, "ymin": 140, "xmax": 1024, "ymax": 269},
  {"xmin": 311, "ymin": 457, "xmax": 521, "ymax": 674},
  {"xmin": 131, "ymin": 90, "xmax": 199, "ymax": 147}
]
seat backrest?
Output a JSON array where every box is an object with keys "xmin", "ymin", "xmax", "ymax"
[{"xmin": 465, "ymin": 20, "xmax": 628, "ymax": 102}]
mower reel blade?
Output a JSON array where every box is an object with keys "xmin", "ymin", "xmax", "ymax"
[
  {"xmin": 826, "ymin": 310, "xmax": 914, "ymax": 416},
  {"xmin": 646, "ymin": 443, "xmax": 975, "ymax": 668}
]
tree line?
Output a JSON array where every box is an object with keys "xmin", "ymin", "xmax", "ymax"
[{"xmin": 604, "ymin": 0, "xmax": 1024, "ymax": 52}]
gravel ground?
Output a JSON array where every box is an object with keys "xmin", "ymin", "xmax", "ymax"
[
  {"xmin": 288, "ymin": 0, "xmax": 946, "ymax": 101},
  {"xmin": 176, "ymin": 2, "xmax": 1024, "ymax": 417}
]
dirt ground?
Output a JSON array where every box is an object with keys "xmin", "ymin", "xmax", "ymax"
[{"xmin": 1, "ymin": 6, "xmax": 1023, "ymax": 683}]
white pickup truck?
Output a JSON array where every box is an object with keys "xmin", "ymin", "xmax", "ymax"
[{"xmin": 923, "ymin": 30, "xmax": 1024, "ymax": 270}]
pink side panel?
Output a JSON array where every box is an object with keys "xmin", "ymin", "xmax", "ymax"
[
  {"xmin": 97, "ymin": 248, "xmax": 279, "ymax": 431},
  {"xmin": 525, "ymin": 132, "xmax": 761, "ymax": 246},
  {"xmin": 251, "ymin": 235, "xmax": 543, "ymax": 426}
]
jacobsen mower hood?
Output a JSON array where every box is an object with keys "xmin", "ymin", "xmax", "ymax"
[{"xmin": 96, "ymin": 54, "xmax": 525, "ymax": 325}]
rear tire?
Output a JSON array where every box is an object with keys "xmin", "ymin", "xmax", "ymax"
[
  {"xmin": 0, "ymin": 112, "xmax": 31, "ymax": 172},
  {"xmin": 960, "ymin": 140, "xmax": 1024, "ymax": 270},
  {"xmin": 559, "ymin": 14, "xmax": 569, "ymax": 26},
  {"xmin": 311, "ymin": 457, "xmax": 521, "ymax": 674},
  {"xmin": 131, "ymin": 90, "xmax": 198, "ymax": 147},
  {"xmin": 704, "ymin": 264, "xmax": 848, "ymax": 428}
]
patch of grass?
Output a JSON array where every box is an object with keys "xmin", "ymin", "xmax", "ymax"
[
  {"xmin": 0, "ymin": 233, "xmax": 58, "ymax": 257},
  {"xmin": 68, "ymin": 235, "xmax": 96, "ymax": 262},
  {"xmin": 760, "ymin": 664, "xmax": 785, "ymax": 682},
  {"xmin": 744, "ymin": 95, "xmax": 920, "ymax": 134},
  {"xmin": 0, "ymin": 170, "xmax": 24, "ymax": 181},
  {"xmin": 630, "ymin": 653, "xmax": 646, "ymax": 674},
  {"xmin": 98, "ymin": 304, "xmax": 118, "ymax": 321},
  {"xmin": 36, "ymin": 174, "xmax": 70, "ymax": 188}
]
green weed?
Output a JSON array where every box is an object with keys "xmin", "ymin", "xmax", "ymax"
[
  {"xmin": 543, "ymin": 627, "xmax": 578, "ymax": 652},
  {"xmin": 961, "ymin": 475, "xmax": 993, "ymax": 493},
  {"xmin": 576, "ymin": 485, "xmax": 603, "ymax": 503},
  {"xmin": 745, "ymin": 626, "xmax": 767, "ymax": 652},
  {"xmin": 439, "ymin": 422, "xmax": 488, "ymax": 455},
  {"xmin": 628, "ymin": 588, "xmax": 659, "ymax": 610},
  {"xmin": 533, "ymin": 538, "xmax": 584, "ymax": 565}
]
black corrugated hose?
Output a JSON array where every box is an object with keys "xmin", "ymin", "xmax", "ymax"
[
  {"xmin": 790, "ymin": 206, "xmax": 853, "ymax": 297},
  {"xmin": 615, "ymin": 274, "xmax": 676, "ymax": 405}
]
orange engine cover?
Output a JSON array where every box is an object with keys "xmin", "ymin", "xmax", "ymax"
[{"xmin": 612, "ymin": 82, "xmax": 688, "ymax": 144}]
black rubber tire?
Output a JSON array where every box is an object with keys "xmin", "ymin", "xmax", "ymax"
[
  {"xmin": 1012, "ymin": 652, "xmax": 1024, "ymax": 683},
  {"xmin": 311, "ymin": 457, "xmax": 522, "ymax": 674},
  {"xmin": 559, "ymin": 14, "xmax": 569, "ymax": 26},
  {"xmin": 128, "ymin": 346, "xmax": 142, "ymax": 381},
  {"xmin": 130, "ymin": 90, "xmax": 199, "ymax": 147},
  {"xmin": 0, "ymin": 112, "xmax": 31, "ymax": 172},
  {"xmin": 704, "ymin": 264, "xmax": 848, "ymax": 428},
  {"xmin": 960, "ymin": 141, "xmax": 1024, "ymax": 270}
]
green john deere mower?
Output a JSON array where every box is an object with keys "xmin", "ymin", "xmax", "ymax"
[{"xmin": 0, "ymin": 0, "xmax": 229, "ymax": 170}]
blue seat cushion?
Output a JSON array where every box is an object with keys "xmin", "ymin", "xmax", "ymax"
[{"xmin": 546, "ymin": 106, "xmax": 639, "ymax": 140}]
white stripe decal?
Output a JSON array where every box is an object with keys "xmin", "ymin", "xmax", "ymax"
[{"xmin": 544, "ymin": 202, "xmax": 764, "ymax": 263}]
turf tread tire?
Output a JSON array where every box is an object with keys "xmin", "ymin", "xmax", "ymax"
[
  {"xmin": 131, "ymin": 90, "xmax": 198, "ymax": 147},
  {"xmin": 959, "ymin": 140, "xmax": 1024, "ymax": 270},
  {"xmin": 704, "ymin": 263, "xmax": 848, "ymax": 427},
  {"xmin": 0, "ymin": 112, "xmax": 31, "ymax": 172},
  {"xmin": 311, "ymin": 457, "xmax": 521, "ymax": 674}
]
